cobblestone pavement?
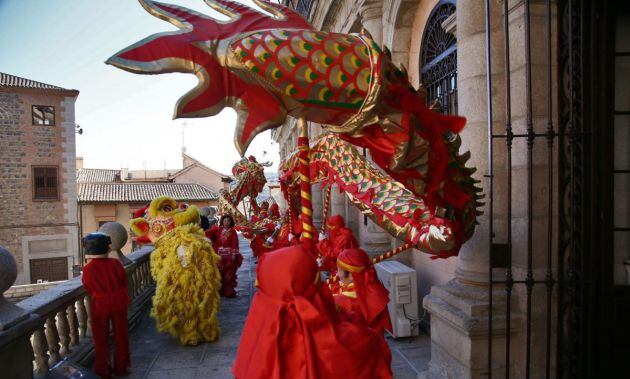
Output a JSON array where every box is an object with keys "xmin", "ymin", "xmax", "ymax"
[{"xmin": 125, "ymin": 237, "xmax": 430, "ymax": 379}]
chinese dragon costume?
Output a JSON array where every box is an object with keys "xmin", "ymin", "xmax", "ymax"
[{"xmin": 108, "ymin": 0, "xmax": 481, "ymax": 258}]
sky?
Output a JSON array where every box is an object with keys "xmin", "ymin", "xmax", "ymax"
[{"xmin": 0, "ymin": 0, "xmax": 281, "ymax": 175}]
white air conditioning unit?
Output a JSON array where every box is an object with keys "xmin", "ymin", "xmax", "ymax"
[{"xmin": 375, "ymin": 260, "xmax": 419, "ymax": 338}]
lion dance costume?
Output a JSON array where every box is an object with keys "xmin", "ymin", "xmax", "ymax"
[{"xmin": 130, "ymin": 196, "xmax": 221, "ymax": 345}]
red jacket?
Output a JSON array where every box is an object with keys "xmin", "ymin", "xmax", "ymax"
[
  {"xmin": 82, "ymin": 258, "xmax": 130, "ymax": 316},
  {"xmin": 207, "ymin": 225, "xmax": 239, "ymax": 252}
]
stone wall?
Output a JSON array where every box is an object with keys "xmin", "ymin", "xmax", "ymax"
[
  {"xmin": 0, "ymin": 88, "xmax": 78, "ymax": 285},
  {"xmin": 3, "ymin": 280, "xmax": 64, "ymax": 302}
]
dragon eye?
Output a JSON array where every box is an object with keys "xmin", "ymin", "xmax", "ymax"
[{"xmin": 162, "ymin": 205, "xmax": 173, "ymax": 212}]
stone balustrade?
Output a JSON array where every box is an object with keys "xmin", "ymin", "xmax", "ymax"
[{"xmin": 0, "ymin": 246, "xmax": 154, "ymax": 378}]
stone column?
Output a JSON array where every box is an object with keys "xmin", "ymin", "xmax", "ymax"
[
  {"xmin": 0, "ymin": 246, "xmax": 39, "ymax": 379},
  {"xmin": 329, "ymin": 184, "xmax": 345, "ymax": 223},
  {"xmin": 311, "ymin": 184, "xmax": 324, "ymax": 232},
  {"xmin": 421, "ymin": 1, "xmax": 516, "ymax": 378},
  {"xmin": 359, "ymin": 0, "xmax": 384, "ymax": 45}
]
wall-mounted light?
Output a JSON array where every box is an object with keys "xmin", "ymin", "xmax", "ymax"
[{"xmin": 76, "ymin": 124, "xmax": 83, "ymax": 135}]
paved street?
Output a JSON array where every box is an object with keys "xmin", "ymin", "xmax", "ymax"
[{"xmin": 125, "ymin": 237, "xmax": 430, "ymax": 378}]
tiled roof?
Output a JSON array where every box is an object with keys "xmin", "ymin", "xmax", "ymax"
[
  {"xmin": 0, "ymin": 72, "xmax": 75, "ymax": 92},
  {"xmin": 77, "ymin": 168, "xmax": 120, "ymax": 183},
  {"xmin": 78, "ymin": 182, "xmax": 218, "ymax": 203}
]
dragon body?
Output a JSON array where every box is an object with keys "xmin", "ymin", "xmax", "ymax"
[{"xmin": 108, "ymin": 0, "xmax": 482, "ymax": 256}]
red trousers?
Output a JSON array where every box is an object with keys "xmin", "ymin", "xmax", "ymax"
[
  {"xmin": 92, "ymin": 309, "xmax": 130, "ymax": 378},
  {"xmin": 218, "ymin": 249, "xmax": 243, "ymax": 298}
]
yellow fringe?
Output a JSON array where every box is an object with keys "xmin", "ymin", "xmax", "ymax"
[{"xmin": 150, "ymin": 223, "xmax": 221, "ymax": 345}]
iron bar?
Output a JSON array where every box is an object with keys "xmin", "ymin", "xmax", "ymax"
[
  {"xmin": 565, "ymin": 0, "xmax": 578, "ymax": 376},
  {"xmin": 484, "ymin": 0, "xmax": 495, "ymax": 377},
  {"xmin": 544, "ymin": 0, "xmax": 555, "ymax": 378},
  {"xmin": 524, "ymin": 1, "xmax": 535, "ymax": 377},
  {"xmin": 556, "ymin": 1, "xmax": 572, "ymax": 376},
  {"xmin": 502, "ymin": 0, "xmax": 514, "ymax": 376}
]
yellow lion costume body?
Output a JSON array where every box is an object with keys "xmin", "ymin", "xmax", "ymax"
[{"xmin": 130, "ymin": 197, "xmax": 221, "ymax": 345}]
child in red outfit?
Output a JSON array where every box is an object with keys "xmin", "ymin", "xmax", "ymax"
[
  {"xmin": 207, "ymin": 214, "xmax": 242, "ymax": 297},
  {"xmin": 81, "ymin": 232, "xmax": 131, "ymax": 378}
]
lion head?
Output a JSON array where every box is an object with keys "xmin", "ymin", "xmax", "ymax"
[{"xmin": 130, "ymin": 196, "xmax": 200, "ymax": 243}]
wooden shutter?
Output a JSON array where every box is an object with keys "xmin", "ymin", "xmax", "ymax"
[
  {"xmin": 30, "ymin": 257, "xmax": 68, "ymax": 283},
  {"xmin": 33, "ymin": 166, "xmax": 59, "ymax": 200}
]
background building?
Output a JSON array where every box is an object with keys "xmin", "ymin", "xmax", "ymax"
[
  {"xmin": 278, "ymin": 1, "xmax": 629, "ymax": 377},
  {"xmin": 0, "ymin": 72, "xmax": 79, "ymax": 285},
  {"xmin": 77, "ymin": 153, "xmax": 227, "ymax": 254}
]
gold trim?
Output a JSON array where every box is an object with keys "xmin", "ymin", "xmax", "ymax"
[{"xmin": 337, "ymin": 259, "xmax": 365, "ymax": 273}]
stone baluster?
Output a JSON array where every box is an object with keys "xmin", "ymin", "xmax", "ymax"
[
  {"xmin": 146, "ymin": 263, "xmax": 153, "ymax": 285},
  {"xmin": 84, "ymin": 296, "xmax": 93, "ymax": 337},
  {"xmin": 129, "ymin": 271, "xmax": 136, "ymax": 298},
  {"xmin": 139, "ymin": 264, "xmax": 147, "ymax": 290},
  {"xmin": 76, "ymin": 296, "xmax": 88, "ymax": 342},
  {"xmin": 134, "ymin": 269, "xmax": 141, "ymax": 296},
  {"xmin": 67, "ymin": 302, "xmax": 79, "ymax": 347},
  {"xmin": 56, "ymin": 308, "xmax": 71, "ymax": 356},
  {"xmin": 143, "ymin": 263, "xmax": 150, "ymax": 288},
  {"xmin": 135, "ymin": 269, "xmax": 141, "ymax": 296},
  {"xmin": 32, "ymin": 326, "xmax": 49, "ymax": 374},
  {"xmin": 44, "ymin": 316, "xmax": 61, "ymax": 367}
]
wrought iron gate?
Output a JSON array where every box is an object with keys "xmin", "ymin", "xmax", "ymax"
[{"xmin": 483, "ymin": 0, "xmax": 627, "ymax": 378}]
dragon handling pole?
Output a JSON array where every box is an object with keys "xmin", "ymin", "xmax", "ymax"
[
  {"xmin": 371, "ymin": 242, "xmax": 414, "ymax": 264},
  {"xmin": 297, "ymin": 118, "xmax": 315, "ymax": 254},
  {"xmin": 321, "ymin": 185, "xmax": 332, "ymax": 234}
]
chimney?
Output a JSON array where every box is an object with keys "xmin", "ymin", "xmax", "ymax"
[{"xmin": 76, "ymin": 157, "xmax": 84, "ymax": 169}]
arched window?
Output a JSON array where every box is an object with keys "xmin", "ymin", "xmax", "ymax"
[{"xmin": 420, "ymin": 0, "xmax": 457, "ymax": 115}]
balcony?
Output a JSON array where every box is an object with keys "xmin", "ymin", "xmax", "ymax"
[{"xmin": 0, "ymin": 238, "xmax": 429, "ymax": 378}]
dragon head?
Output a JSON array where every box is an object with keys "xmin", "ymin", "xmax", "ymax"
[
  {"xmin": 231, "ymin": 156, "xmax": 271, "ymax": 200},
  {"xmin": 130, "ymin": 196, "xmax": 200, "ymax": 243}
]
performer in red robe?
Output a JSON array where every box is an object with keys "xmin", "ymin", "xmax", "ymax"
[
  {"xmin": 316, "ymin": 215, "xmax": 359, "ymax": 273},
  {"xmin": 250, "ymin": 201, "xmax": 269, "ymax": 223},
  {"xmin": 248, "ymin": 209, "xmax": 306, "ymax": 259},
  {"xmin": 268, "ymin": 203, "xmax": 280, "ymax": 220},
  {"xmin": 249, "ymin": 203, "xmax": 281, "ymax": 258},
  {"xmin": 208, "ymin": 214, "xmax": 242, "ymax": 297},
  {"xmin": 81, "ymin": 232, "xmax": 130, "ymax": 379},
  {"xmin": 334, "ymin": 248, "xmax": 392, "ymax": 336},
  {"xmin": 233, "ymin": 244, "xmax": 392, "ymax": 379}
]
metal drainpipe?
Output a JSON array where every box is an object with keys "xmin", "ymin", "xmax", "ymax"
[{"xmin": 78, "ymin": 203, "xmax": 83, "ymax": 267}]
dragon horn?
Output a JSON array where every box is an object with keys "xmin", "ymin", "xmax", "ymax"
[{"xmin": 203, "ymin": 0, "xmax": 245, "ymax": 18}]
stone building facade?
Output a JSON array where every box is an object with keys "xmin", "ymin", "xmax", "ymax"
[{"xmin": 0, "ymin": 72, "xmax": 79, "ymax": 286}]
